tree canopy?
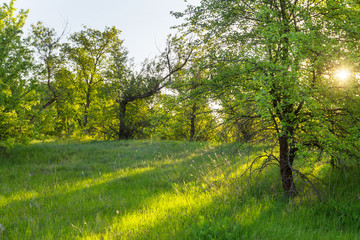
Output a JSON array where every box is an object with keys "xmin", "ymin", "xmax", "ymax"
[
  {"xmin": 0, "ymin": 0, "xmax": 33, "ymax": 149},
  {"xmin": 173, "ymin": 0, "xmax": 360, "ymax": 196}
]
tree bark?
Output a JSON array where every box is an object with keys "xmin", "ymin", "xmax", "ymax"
[
  {"xmin": 279, "ymin": 133, "xmax": 297, "ymax": 197},
  {"xmin": 189, "ymin": 103, "xmax": 197, "ymax": 141},
  {"xmin": 118, "ymin": 101, "xmax": 128, "ymax": 140},
  {"xmin": 84, "ymin": 90, "xmax": 91, "ymax": 127}
]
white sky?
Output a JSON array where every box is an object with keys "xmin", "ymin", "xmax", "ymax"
[{"xmin": 14, "ymin": 0, "xmax": 199, "ymax": 64}]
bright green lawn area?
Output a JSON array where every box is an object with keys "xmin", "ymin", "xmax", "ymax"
[{"xmin": 0, "ymin": 140, "xmax": 359, "ymax": 239}]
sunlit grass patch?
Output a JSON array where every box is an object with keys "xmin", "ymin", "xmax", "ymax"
[
  {"xmin": 84, "ymin": 189, "xmax": 214, "ymax": 239},
  {"xmin": 0, "ymin": 140, "xmax": 359, "ymax": 239},
  {"xmin": 0, "ymin": 140, "xmax": 216, "ymax": 239}
]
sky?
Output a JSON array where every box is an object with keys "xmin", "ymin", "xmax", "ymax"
[{"xmin": 14, "ymin": 0, "xmax": 199, "ymax": 64}]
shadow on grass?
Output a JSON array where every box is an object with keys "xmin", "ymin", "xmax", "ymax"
[
  {"xmin": 0, "ymin": 140, "xmax": 236, "ymax": 239},
  {"xmin": 108, "ymin": 154, "xmax": 360, "ymax": 240},
  {"xmin": 76, "ymin": 144, "xmax": 276, "ymax": 239},
  {"xmin": 0, "ymin": 141, "xmax": 212, "ymax": 198},
  {"xmin": 1, "ymin": 165, "xmax": 176, "ymax": 239},
  {"xmin": 3, "ymin": 141, "xmax": 356, "ymax": 239},
  {"xmin": 133, "ymin": 165, "xmax": 360, "ymax": 240}
]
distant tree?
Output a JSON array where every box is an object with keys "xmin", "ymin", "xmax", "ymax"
[
  {"xmin": 0, "ymin": 0, "xmax": 34, "ymax": 149},
  {"xmin": 169, "ymin": 65, "xmax": 217, "ymax": 141},
  {"xmin": 29, "ymin": 22, "xmax": 65, "ymax": 109},
  {"xmin": 106, "ymin": 38, "xmax": 193, "ymax": 140},
  {"xmin": 50, "ymin": 68, "xmax": 80, "ymax": 137},
  {"xmin": 62, "ymin": 26, "xmax": 121, "ymax": 130},
  {"xmin": 152, "ymin": 95, "xmax": 217, "ymax": 141}
]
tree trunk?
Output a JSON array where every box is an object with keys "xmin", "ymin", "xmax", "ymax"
[
  {"xmin": 279, "ymin": 134, "xmax": 297, "ymax": 197},
  {"xmin": 84, "ymin": 91, "xmax": 91, "ymax": 127},
  {"xmin": 189, "ymin": 103, "xmax": 197, "ymax": 141},
  {"xmin": 83, "ymin": 110, "xmax": 88, "ymax": 127},
  {"xmin": 118, "ymin": 101, "xmax": 128, "ymax": 140}
]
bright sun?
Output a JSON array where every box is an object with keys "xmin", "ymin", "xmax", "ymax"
[{"xmin": 335, "ymin": 69, "xmax": 351, "ymax": 81}]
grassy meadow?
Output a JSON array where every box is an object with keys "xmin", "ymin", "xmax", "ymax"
[{"xmin": 0, "ymin": 140, "xmax": 360, "ymax": 239}]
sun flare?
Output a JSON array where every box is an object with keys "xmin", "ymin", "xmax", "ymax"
[{"xmin": 335, "ymin": 69, "xmax": 351, "ymax": 81}]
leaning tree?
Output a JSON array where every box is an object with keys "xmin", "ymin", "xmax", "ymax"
[{"xmin": 106, "ymin": 37, "xmax": 193, "ymax": 140}]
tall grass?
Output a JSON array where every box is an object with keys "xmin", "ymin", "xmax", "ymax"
[{"xmin": 0, "ymin": 140, "xmax": 359, "ymax": 239}]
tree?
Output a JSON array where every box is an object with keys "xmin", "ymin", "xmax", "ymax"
[
  {"xmin": 106, "ymin": 38, "xmax": 193, "ymax": 140},
  {"xmin": 175, "ymin": 0, "xmax": 360, "ymax": 196},
  {"xmin": 0, "ymin": 0, "xmax": 34, "ymax": 149},
  {"xmin": 168, "ymin": 64, "xmax": 217, "ymax": 141},
  {"xmin": 62, "ymin": 26, "xmax": 121, "ymax": 130},
  {"xmin": 29, "ymin": 22, "xmax": 65, "ymax": 109}
]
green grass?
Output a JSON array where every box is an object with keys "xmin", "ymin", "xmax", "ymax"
[{"xmin": 0, "ymin": 140, "xmax": 359, "ymax": 239}]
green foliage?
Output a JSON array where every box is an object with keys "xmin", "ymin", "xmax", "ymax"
[
  {"xmin": 149, "ymin": 93, "xmax": 217, "ymax": 141},
  {"xmin": 0, "ymin": 1, "xmax": 202, "ymax": 143},
  {"xmin": 62, "ymin": 26, "xmax": 123, "ymax": 132},
  {"xmin": 102, "ymin": 36, "xmax": 193, "ymax": 140},
  {"xmin": 0, "ymin": 0, "xmax": 35, "ymax": 149},
  {"xmin": 174, "ymin": 0, "xmax": 360, "ymax": 194}
]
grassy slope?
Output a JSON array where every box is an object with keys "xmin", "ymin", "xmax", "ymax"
[{"xmin": 0, "ymin": 140, "xmax": 359, "ymax": 239}]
